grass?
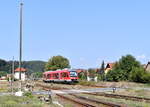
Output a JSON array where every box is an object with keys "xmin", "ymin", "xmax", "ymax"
[
  {"xmin": 114, "ymin": 88, "xmax": 150, "ymax": 98},
  {"xmin": 143, "ymin": 83, "xmax": 150, "ymax": 87},
  {"xmin": 0, "ymin": 95, "xmax": 42, "ymax": 107},
  {"xmin": 105, "ymin": 97, "xmax": 150, "ymax": 107},
  {"xmin": 80, "ymin": 93, "xmax": 150, "ymax": 107},
  {"xmin": 0, "ymin": 88, "xmax": 7, "ymax": 92},
  {"xmin": 77, "ymin": 80, "xmax": 96, "ymax": 86},
  {"xmin": 0, "ymin": 95, "xmax": 58, "ymax": 107}
]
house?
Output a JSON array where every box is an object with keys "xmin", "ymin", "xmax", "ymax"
[
  {"xmin": 145, "ymin": 62, "xmax": 150, "ymax": 72},
  {"xmin": 76, "ymin": 69, "xmax": 87, "ymax": 74},
  {"xmin": 104, "ymin": 63, "xmax": 115, "ymax": 74},
  {"xmin": 14, "ymin": 68, "xmax": 27, "ymax": 81},
  {"xmin": 0, "ymin": 76, "xmax": 7, "ymax": 80}
]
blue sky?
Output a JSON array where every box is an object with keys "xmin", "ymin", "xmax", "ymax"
[{"xmin": 0, "ymin": 0, "xmax": 150, "ymax": 68}]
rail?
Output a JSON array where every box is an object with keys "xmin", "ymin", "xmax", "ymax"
[
  {"xmin": 56, "ymin": 94, "xmax": 96, "ymax": 107},
  {"xmin": 85, "ymin": 92, "xmax": 150, "ymax": 103},
  {"xmin": 70, "ymin": 94, "xmax": 124, "ymax": 107}
]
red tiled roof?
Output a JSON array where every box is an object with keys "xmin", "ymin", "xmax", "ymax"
[
  {"xmin": 105, "ymin": 63, "xmax": 115, "ymax": 69},
  {"xmin": 15, "ymin": 68, "xmax": 27, "ymax": 72},
  {"xmin": 76, "ymin": 69, "xmax": 86, "ymax": 73}
]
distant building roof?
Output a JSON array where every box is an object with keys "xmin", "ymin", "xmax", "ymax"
[
  {"xmin": 145, "ymin": 62, "xmax": 150, "ymax": 72},
  {"xmin": 104, "ymin": 63, "xmax": 115, "ymax": 74},
  {"xmin": 105, "ymin": 63, "xmax": 115, "ymax": 70},
  {"xmin": 76, "ymin": 69, "xmax": 86, "ymax": 73},
  {"xmin": 142, "ymin": 64, "xmax": 147, "ymax": 68},
  {"xmin": 15, "ymin": 68, "xmax": 27, "ymax": 72}
]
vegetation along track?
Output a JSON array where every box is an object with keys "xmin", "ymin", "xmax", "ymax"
[
  {"xmin": 36, "ymin": 82, "xmax": 67, "ymax": 90},
  {"xmin": 70, "ymin": 94, "xmax": 125, "ymax": 107},
  {"xmin": 36, "ymin": 81, "xmax": 105, "ymax": 89},
  {"xmin": 85, "ymin": 92, "xmax": 150, "ymax": 103}
]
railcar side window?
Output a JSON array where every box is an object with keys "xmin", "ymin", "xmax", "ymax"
[
  {"xmin": 61, "ymin": 72, "xmax": 68, "ymax": 78},
  {"xmin": 55, "ymin": 73, "xmax": 59, "ymax": 79},
  {"xmin": 53, "ymin": 73, "xmax": 59, "ymax": 79},
  {"xmin": 47, "ymin": 74, "xmax": 51, "ymax": 78}
]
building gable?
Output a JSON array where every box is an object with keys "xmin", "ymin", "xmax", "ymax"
[{"xmin": 145, "ymin": 62, "xmax": 150, "ymax": 72}]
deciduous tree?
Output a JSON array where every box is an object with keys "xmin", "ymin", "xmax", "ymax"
[
  {"xmin": 45, "ymin": 55, "xmax": 70, "ymax": 71},
  {"xmin": 106, "ymin": 54, "xmax": 142, "ymax": 81},
  {"xmin": 99, "ymin": 60, "xmax": 105, "ymax": 81}
]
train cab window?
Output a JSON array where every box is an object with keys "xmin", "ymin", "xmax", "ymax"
[
  {"xmin": 69, "ymin": 71, "xmax": 77, "ymax": 77},
  {"xmin": 61, "ymin": 72, "xmax": 69, "ymax": 78}
]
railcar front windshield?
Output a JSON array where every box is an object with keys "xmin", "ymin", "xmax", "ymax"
[{"xmin": 69, "ymin": 71, "xmax": 77, "ymax": 77}]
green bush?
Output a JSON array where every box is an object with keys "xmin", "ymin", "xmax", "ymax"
[
  {"xmin": 78, "ymin": 80, "xmax": 96, "ymax": 86},
  {"xmin": 88, "ymin": 69, "xmax": 97, "ymax": 78},
  {"xmin": 0, "ymin": 95, "xmax": 46, "ymax": 107},
  {"xmin": 105, "ymin": 54, "xmax": 150, "ymax": 83},
  {"xmin": 0, "ymin": 71, "xmax": 7, "ymax": 77},
  {"xmin": 78, "ymin": 72, "xmax": 87, "ymax": 80},
  {"xmin": 23, "ymin": 92, "xmax": 33, "ymax": 98},
  {"xmin": 130, "ymin": 67, "xmax": 150, "ymax": 83},
  {"xmin": 106, "ymin": 69, "xmax": 126, "ymax": 81}
]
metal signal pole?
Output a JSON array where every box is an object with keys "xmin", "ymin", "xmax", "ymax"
[
  {"xmin": 19, "ymin": 3, "xmax": 23, "ymax": 80},
  {"xmin": 12, "ymin": 56, "xmax": 15, "ymax": 94},
  {"xmin": 19, "ymin": 2, "xmax": 23, "ymax": 92}
]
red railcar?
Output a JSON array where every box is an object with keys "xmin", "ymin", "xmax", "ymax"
[{"xmin": 43, "ymin": 69, "xmax": 78, "ymax": 83}]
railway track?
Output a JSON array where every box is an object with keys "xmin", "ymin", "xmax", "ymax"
[
  {"xmin": 41, "ymin": 86, "xmax": 124, "ymax": 107},
  {"xmin": 85, "ymin": 92, "xmax": 150, "ymax": 103},
  {"xmin": 37, "ymin": 82, "xmax": 149, "ymax": 106},
  {"xmin": 38, "ymin": 85, "xmax": 96, "ymax": 106},
  {"xmin": 70, "ymin": 94, "xmax": 124, "ymax": 107},
  {"xmin": 36, "ymin": 83, "xmax": 67, "ymax": 90},
  {"xmin": 56, "ymin": 94, "xmax": 96, "ymax": 107},
  {"xmin": 36, "ymin": 81, "xmax": 105, "ymax": 89}
]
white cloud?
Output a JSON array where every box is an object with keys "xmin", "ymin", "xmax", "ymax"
[
  {"xmin": 137, "ymin": 54, "xmax": 146, "ymax": 60},
  {"xmin": 136, "ymin": 54, "xmax": 149, "ymax": 64}
]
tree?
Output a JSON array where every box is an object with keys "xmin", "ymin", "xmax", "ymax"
[
  {"xmin": 0, "ymin": 71, "xmax": 7, "ymax": 77},
  {"xmin": 129, "ymin": 67, "xmax": 150, "ymax": 83},
  {"xmin": 0, "ymin": 59, "xmax": 7, "ymax": 66},
  {"xmin": 23, "ymin": 61, "xmax": 46, "ymax": 75},
  {"xmin": 0, "ymin": 58, "xmax": 46, "ymax": 75},
  {"xmin": 106, "ymin": 54, "xmax": 142, "ymax": 81},
  {"xmin": 88, "ymin": 68, "xmax": 97, "ymax": 78},
  {"xmin": 98, "ymin": 60, "xmax": 105, "ymax": 81},
  {"xmin": 0, "ymin": 59, "xmax": 7, "ymax": 71},
  {"xmin": 106, "ymin": 68, "xmax": 127, "ymax": 81},
  {"xmin": 78, "ymin": 71, "xmax": 87, "ymax": 80},
  {"xmin": 45, "ymin": 55, "xmax": 70, "ymax": 71},
  {"xmin": 31, "ymin": 72, "xmax": 43, "ymax": 79},
  {"xmin": 99, "ymin": 60, "xmax": 105, "ymax": 74}
]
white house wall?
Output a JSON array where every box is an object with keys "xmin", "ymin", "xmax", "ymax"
[{"xmin": 14, "ymin": 72, "xmax": 26, "ymax": 81}]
